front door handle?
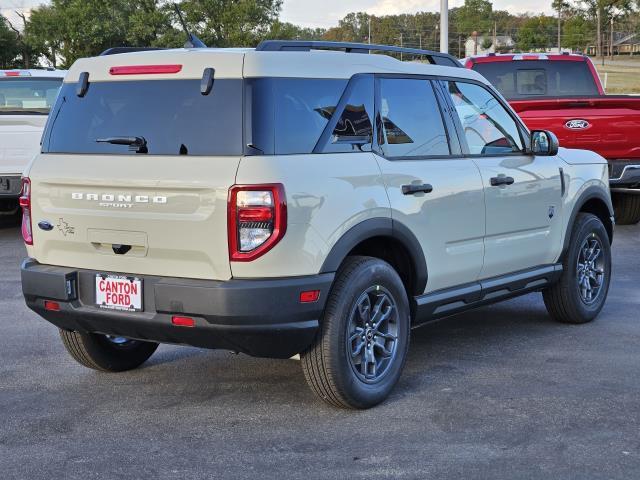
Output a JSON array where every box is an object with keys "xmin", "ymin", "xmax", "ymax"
[
  {"xmin": 402, "ymin": 183, "xmax": 433, "ymax": 195},
  {"xmin": 490, "ymin": 175, "xmax": 515, "ymax": 186}
]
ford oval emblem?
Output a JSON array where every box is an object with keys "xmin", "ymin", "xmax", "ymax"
[{"xmin": 565, "ymin": 119, "xmax": 590, "ymax": 130}]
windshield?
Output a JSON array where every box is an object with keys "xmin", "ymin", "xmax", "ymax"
[
  {"xmin": 42, "ymin": 79, "xmax": 243, "ymax": 156},
  {"xmin": 0, "ymin": 78, "xmax": 63, "ymax": 115},
  {"xmin": 472, "ymin": 60, "xmax": 600, "ymax": 100}
]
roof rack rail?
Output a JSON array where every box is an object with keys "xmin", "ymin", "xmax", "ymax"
[
  {"xmin": 100, "ymin": 47, "xmax": 167, "ymax": 56},
  {"xmin": 255, "ymin": 40, "xmax": 462, "ymax": 68}
]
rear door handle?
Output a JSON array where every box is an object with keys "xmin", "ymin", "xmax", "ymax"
[
  {"xmin": 402, "ymin": 183, "xmax": 433, "ymax": 195},
  {"xmin": 490, "ymin": 175, "xmax": 515, "ymax": 186}
]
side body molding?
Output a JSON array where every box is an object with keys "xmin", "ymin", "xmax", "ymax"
[{"xmin": 319, "ymin": 217, "xmax": 428, "ymax": 294}]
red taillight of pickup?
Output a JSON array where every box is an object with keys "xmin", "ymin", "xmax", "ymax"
[
  {"xmin": 19, "ymin": 177, "xmax": 33, "ymax": 245},
  {"xmin": 227, "ymin": 184, "xmax": 287, "ymax": 261}
]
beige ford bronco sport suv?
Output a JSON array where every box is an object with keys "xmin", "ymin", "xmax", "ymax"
[{"xmin": 20, "ymin": 41, "xmax": 614, "ymax": 409}]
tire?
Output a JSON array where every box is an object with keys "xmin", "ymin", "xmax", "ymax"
[
  {"xmin": 301, "ymin": 256, "xmax": 411, "ymax": 409},
  {"xmin": 60, "ymin": 330, "xmax": 158, "ymax": 372},
  {"xmin": 612, "ymin": 192, "xmax": 640, "ymax": 225},
  {"xmin": 543, "ymin": 213, "xmax": 611, "ymax": 324}
]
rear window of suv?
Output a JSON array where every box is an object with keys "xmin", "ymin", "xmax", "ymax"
[
  {"xmin": 42, "ymin": 79, "xmax": 243, "ymax": 156},
  {"xmin": 472, "ymin": 60, "xmax": 599, "ymax": 100}
]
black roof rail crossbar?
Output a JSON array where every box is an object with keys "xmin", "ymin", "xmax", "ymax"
[
  {"xmin": 100, "ymin": 47, "xmax": 168, "ymax": 56},
  {"xmin": 255, "ymin": 40, "xmax": 462, "ymax": 67}
]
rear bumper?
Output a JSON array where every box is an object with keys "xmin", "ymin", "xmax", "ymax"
[
  {"xmin": 609, "ymin": 162, "xmax": 640, "ymax": 188},
  {"xmin": 0, "ymin": 175, "xmax": 21, "ymax": 198},
  {"xmin": 21, "ymin": 259, "xmax": 333, "ymax": 359}
]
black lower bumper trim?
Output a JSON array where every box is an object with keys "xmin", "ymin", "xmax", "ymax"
[{"xmin": 21, "ymin": 259, "xmax": 333, "ymax": 358}]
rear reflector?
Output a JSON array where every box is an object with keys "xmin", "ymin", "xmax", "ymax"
[
  {"xmin": 300, "ymin": 290, "xmax": 320, "ymax": 303},
  {"xmin": 109, "ymin": 64, "xmax": 182, "ymax": 75},
  {"xmin": 171, "ymin": 316, "xmax": 195, "ymax": 327},
  {"xmin": 44, "ymin": 301, "xmax": 60, "ymax": 311}
]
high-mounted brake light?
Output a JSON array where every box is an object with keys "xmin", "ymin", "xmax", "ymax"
[
  {"xmin": 228, "ymin": 184, "xmax": 287, "ymax": 261},
  {"xmin": 19, "ymin": 178, "xmax": 33, "ymax": 245},
  {"xmin": 1, "ymin": 71, "xmax": 30, "ymax": 77},
  {"xmin": 109, "ymin": 64, "xmax": 182, "ymax": 76}
]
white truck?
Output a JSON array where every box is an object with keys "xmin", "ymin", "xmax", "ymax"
[{"xmin": 0, "ymin": 69, "xmax": 65, "ymax": 215}]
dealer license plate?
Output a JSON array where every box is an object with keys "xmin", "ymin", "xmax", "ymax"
[{"xmin": 96, "ymin": 274, "xmax": 143, "ymax": 312}]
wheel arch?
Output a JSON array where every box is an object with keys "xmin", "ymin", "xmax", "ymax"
[
  {"xmin": 320, "ymin": 218, "xmax": 427, "ymax": 296},
  {"xmin": 561, "ymin": 186, "xmax": 614, "ymax": 260}
]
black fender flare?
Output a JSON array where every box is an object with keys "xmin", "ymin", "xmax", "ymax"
[
  {"xmin": 319, "ymin": 217, "xmax": 428, "ymax": 294},
  {"xmin": 560, "ymin": 185, "xmax": 614, "ymax": 260}
]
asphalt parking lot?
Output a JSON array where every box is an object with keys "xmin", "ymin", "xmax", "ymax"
[{"xmin": 1, "ymin": 218, "xmax": 639, "ymax": 480}]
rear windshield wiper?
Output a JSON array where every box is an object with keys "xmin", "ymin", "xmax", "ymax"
[{"xmin": 96, "ymin": 136, "xmax": 148, "ymax": 153}]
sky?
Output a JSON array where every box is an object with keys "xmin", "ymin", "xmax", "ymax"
[{"xmin": 1, "ymin": 0, "xmax": 556, "ymax": 30}]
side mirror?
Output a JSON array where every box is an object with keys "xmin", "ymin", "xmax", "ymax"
[{"xmin": 531, "ymin": 130, "xmax": 559, "ymax": 156}]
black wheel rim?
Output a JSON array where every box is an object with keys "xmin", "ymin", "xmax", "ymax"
[
  {"xmin": 576, "ymin": 233, "xmax": 606, "ymax": 305},
  {"xmin": 346, "ymin": 285, "xmax": 399, "ymax": 384}
]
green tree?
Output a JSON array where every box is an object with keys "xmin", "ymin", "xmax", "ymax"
[
  {"xmin": 179, "ymin": 0, "xmax": 283, "ymax": 47},
  {"xmin": 516, "ymin": 15, "xmax": 557, "ymax": 51},
  {"xmin": 455, "ymin": 0, "xmax": 493, "ymax": 37},
  {"xmin": 0, "ymin": 16, "xmax": 20, "ymax": 69},
  {"xmin": 265, "ymin": 21, "xmax": 325, "ymax": 40},
  {"xmin": 564, "ymin": 15, "xmax": 596, "ymax": 51},
  {"xmin": 23, "ymin": 6, "xmax": 63, "ymax": 68}
]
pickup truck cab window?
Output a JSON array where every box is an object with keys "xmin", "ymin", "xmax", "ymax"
[{"xmin": 447, "ymin": 81, "xmax": 524, "ymax": 155}]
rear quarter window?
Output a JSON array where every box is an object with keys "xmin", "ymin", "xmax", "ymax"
[
  {"xmin": 247, "ymin": 78, "xmax": 348, "ymax": 155},
  {"xmin": 43, "ymin": 79, "xmax": 243, "ymax": 156}
]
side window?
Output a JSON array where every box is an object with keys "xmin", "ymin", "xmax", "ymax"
[
  {"xmin": 321, "ymin": 75, "xmax": 374, "ymax": 153},
  {"xmin": 447, "ymin": 81, "xmax": 524, "ymax": 155},
  {"xmin": 378, "ymin": 78, "xmax": 450, "ymax": 158},
  {"xmin": 248, "ymin": 78, "xmax": 347, "ymax": 155}
]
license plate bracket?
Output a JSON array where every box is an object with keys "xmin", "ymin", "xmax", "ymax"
[{"xmin": 95, "ymin": 274, "xmax": 143, "ymax": 312}]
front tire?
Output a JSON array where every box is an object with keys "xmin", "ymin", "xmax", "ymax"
[
  {"xmin": 301, "ymin": 256, "xmax": 410, "ymax": 409},
  {"xmin": 543, "ymin": 213, "xmax": 611, "ymax": 324},
  {"xmin": 612, "ymin": 192, "xmax": 640, "ymax": 225},
  {"xmin": 60, "ymin": 330, "xmax": 158, "ymax": 372}
]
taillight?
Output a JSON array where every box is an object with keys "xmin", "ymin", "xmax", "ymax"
[
  {"xmin": 228, "ymin": 184, "xmax": 286, "ymax": 261},
  {"xmin": 19, "ymin": 178, "xmax": 33, "ymax": 245}
]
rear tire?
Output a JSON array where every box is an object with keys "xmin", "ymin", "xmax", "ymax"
[
  {"xmin": 543, "ymin": 213, "xmax": 611, "ymax": 324},
  {"xmin": 612, "ymin": 192, "xmax": 640, "ymax": 225},
  {"xmin": 301, "ymin": 256, "xmax": 410, "ymax": 409},
  {"xmin": 60, "ymin": 330, "xmax": 158, "ymax": 372}
]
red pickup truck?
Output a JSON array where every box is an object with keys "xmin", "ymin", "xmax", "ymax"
[{"xmin": 464, "ymin": 53, "xmax": 640, "ymax": 224}]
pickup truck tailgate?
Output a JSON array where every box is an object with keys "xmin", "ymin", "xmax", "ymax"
[{"xmin": 510, "ymin": 97, "xmax": 640, "ymax": 160}]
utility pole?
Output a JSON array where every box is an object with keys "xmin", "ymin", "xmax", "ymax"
[
  {"xmin": 368, "ymin": 17, "xmax": 371, "ymax": 44},
  {"xmin": 610, "ymin": 16, "xmax": 614, "ymax": 60},
  {"xmin": 493, "ymin": 21, "xmax": 497, "ymax": 53},
  {"xmin": 557, "ymin": 3, "xmax": 561, "ymax": 53},
  {"xmin": 400, "ymin": 33, "xmax": 403, "ymax": 60},
  {"xmin": 458, "ymin": 35, "xmax": 462, "ymax": 58},
  {"xmin": 440, "ymin": 0, "xmax": 448, "ymax": 53},
  {"xmin": 597, "ymin": 7, "xmax": 602, "ymax": 61}
]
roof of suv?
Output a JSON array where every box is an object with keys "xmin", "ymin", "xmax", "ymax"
[
  {"xmin": 65, "ymin": 46, "xmax": 487, "ymax": 84},
  {"xmin": 0, "ymin": 69, "xmax": 67, "ymax": 78}
]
